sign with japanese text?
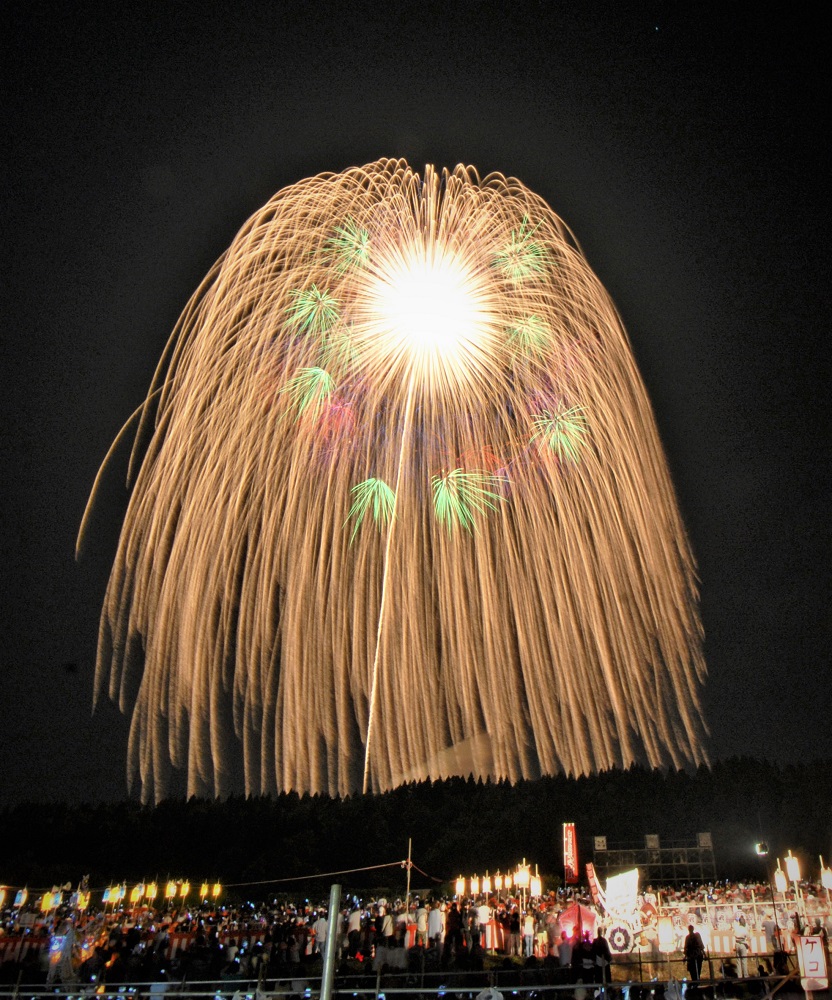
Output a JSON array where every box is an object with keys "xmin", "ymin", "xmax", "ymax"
[
  {"xmin": 797, "ymin": 935, "xmax": 828, "ymax": 991},
  {"xmin": 563, "ymin": 821, "xmax": 578, "ymax": 884}
]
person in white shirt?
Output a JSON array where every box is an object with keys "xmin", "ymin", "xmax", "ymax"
[
  {"xmin": 312, "ymin": 911, "xmax": 329, "ymax": 961},
  {"xmin": 523, "ymin": 911, "xmax": 536, "ymax": 958},
  {"xmin": 477, "ymin": 900, "xmax": 493, "ymax": 951},
  {"xmin": 427, "ymin": 901, "xmax": 444, "ymax": 946},
  {"xmin": 416, "ymin": 902, "xmax": 428, "ymax": 946},
  {"xmin": 347, "ymin": 907, "xmax": 362, "ymax": 957}
]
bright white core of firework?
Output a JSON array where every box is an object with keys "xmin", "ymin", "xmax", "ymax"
[{"xmin": 364, "ymin": 243, "xmax": 494, "ymax": 384}]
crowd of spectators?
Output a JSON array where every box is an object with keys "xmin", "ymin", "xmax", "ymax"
[{"xmin": 0, "ymin": 879, "xmax": 829, "ymax": 987}]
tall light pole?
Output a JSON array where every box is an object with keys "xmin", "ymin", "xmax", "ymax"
[{"xmin": 756, "ymin": 842, "xmax": 782, "ymax": 942}]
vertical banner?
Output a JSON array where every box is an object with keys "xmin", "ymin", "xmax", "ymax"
[
  {"xmin": 563, "ymin": 821, "xmax": 578, "ymax": 884},
  {"xmin": 797, "ymin": 936, "xmax": 829, "ymax": 991},
  {"xmin": 585, "ymin": 862, "xmax": 601, "ymax": 905}
]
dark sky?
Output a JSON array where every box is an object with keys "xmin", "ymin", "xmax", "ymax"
[{"xmin": 2, "ymin": 2, "xmax": 829, "ymax": 806}]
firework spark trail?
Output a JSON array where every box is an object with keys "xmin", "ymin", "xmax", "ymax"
[
  {"xmin": 81, "ymin": 158, "xmax": 708, "ymax": 802},
  {"xmin": 362, "ymin": 372, "xmax": 417, "ymax": 793}
]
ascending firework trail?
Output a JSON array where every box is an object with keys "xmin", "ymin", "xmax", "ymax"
[{"xmin": 80, "ymin": 159, "xmax": 708, "ymax": 803}]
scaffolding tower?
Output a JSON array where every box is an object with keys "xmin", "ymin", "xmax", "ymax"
[{"xmin": 592, "ymin": 832, "xmax": 717, "ymax": 886}]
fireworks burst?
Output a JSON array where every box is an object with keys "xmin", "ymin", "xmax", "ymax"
[{"xmin": 82, "ymin": 158, "xmax": 708, "ymax": 802}]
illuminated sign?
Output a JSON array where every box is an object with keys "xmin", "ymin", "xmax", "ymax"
[{"xmin": 563, "ymin": 822, "xmax": 578, "ymax": 884}]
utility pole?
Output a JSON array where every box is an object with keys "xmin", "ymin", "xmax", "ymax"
[
  {"xmin": 320, "ymin": 883, "xmax": 342, "ymax": 1000},
  {"xmin": 405, "ymin": 838, "xmax": 413, "ymax": 923}
]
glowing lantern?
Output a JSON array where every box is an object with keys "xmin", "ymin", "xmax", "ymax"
[
  {"xmin": 530, "ymin": 865, "xmax": 542, "ymax": 898},
  {"xmin": 482, "ymin": 872, "xmax": 492, "ymax": 894},
  {"xmin": 785, "ymin": 852, "xmax": 801, "ymax": 883},
  {"xmin": 165, "ymin": 881, "xmax": 178, "ymax": 899},
  {"xmin": 130, "ymin": 884, "xmax": 144, "ymax": 904},
  {"xmin": 102, "ymin": 887, "xmax": 112, "ymax": 904},
  {"xmin": 146, "ymin": 882, "xmax": 158, "ymax": 900},
  {"xmin": 77, "ymin": 891, "xmax": 90, "ymax": 910},
  {"xmin": 200, "ymin": 882, "xmax": 209, "ymax": 898},
  {"xmin": 180, "ymin": 881, "xmax": 190, "ymax": 898},
  {"xmin": 0, "ymin": 889, "xmax": 5, "ymax": 908},
  {"xmin": 455, "ymin": 875, "xmax": 465, "ymax": 896},
  {"xmin": 514, "ymin": 860, "xmax": 530, "ymax": 888},
  {"xmin": 470, "ymin": 875, "xmax": 480, "ymax": 895},
  {"xmin": 212, "ymin": 882, "xmax": 222, "ymax": 898},
  {"xmin": 494, "ymin": 872, "xmax": 504, "ymax": 892},
  {"xmin": 117, "ymin": 884, "xmax": 127, "ymax": 901},
  {"xmin": 774, "ymin": 866, "xmax": 787, "ymax": 893},
  {"xmin": 40, "ymin": 891, "xmax": 54, "ymax": 912},
  {"xmin": 821, "ymin": 864, "xmax": 832, "ymax": 891},
  {"xmin": 658, "ymin": 916, "xmax": 675, "ymax": 953},
  {"xmin": 14, "ymin": 889, "xmax": 28, "ymax": 907}
]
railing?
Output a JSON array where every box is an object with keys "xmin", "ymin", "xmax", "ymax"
[{"xmin": 0, "ymin": 960, "xmax": 811, "ymax": 1000}]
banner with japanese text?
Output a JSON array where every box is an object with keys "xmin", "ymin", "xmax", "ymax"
[
  {"xmin": 797, "ymin": 936, "xmax": 828, "ymax": 991},
  {"xmin": 563, "ymin": 821, "xmax": 578, "ymax": 884}
]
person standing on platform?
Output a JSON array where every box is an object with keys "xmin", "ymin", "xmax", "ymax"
[
  {"xmin": 346, "ymin": 906, "xmax": 362, "ymax": 957},
  {"xmin": 443, "ymin": 902, "xmax": 463, "ymax": 963},
  {"xmin": 312, "ymin": 910, "xmax": 328, "ymax": 962},
  {"xmin": 477, "ymin": 899, "xmax": 493, "ymax": 952},
  {"xmin": 428, "ymin": 901, "xmax": 444, "ymax": 948},
  {"xmin": 684, "ymin": 924, "xmax": 705, "ymax": 984},
  {"xmin": 415, "ymin": 901, "xmax": 428, "ymax": 947},
  {"xmin": 557, "ymin": 930, "xmax": 573, "ymax": 970},
  {"xmin": 591, "ymin": 927, "xmax": 612, "ymax": 986},
  {"xmin": 523, "ymin": 910, "xmax": 536, "ymax": 958},
  {"xmin": 381, "ymin": 908, "xmax": 395, "ymax": 949},
  {"xmin": 509, "ymin": 908, "xmax": 522, "ymax": 957},
  {"xmin": 734, "ymin": 915, "xmax": 750, "ymax": 977}
]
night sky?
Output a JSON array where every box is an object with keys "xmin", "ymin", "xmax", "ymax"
[{"xmin": 2, "ymin": 2, "xmax": 829, "ymax": 806}]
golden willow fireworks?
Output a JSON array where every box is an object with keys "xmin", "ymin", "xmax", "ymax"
[{"xmin": 82, "ymin": 158, "xmax": 708, "ymax": 803}]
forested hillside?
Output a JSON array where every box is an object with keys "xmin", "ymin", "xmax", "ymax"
[{"xmin": 2, "ymin": 758, "xmax": 829, "ymax": 894}]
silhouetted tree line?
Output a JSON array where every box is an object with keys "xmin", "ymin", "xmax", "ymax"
[{"xmin": 1, "ymin": 758, "xmax": 829, "ymax": 896}]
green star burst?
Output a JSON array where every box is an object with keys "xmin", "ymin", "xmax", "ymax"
[
  {"xmin": 493, "ymin": 216, "xmax": 548, "ymax": 283},
  {"xmin": 507, "ymin": 313, "xmax": 550, "ymax": 356},
  {"xmin": 287, "ymin": 284, "xmax": 340, "ymax": 339},
  {"xmin": 531, "ymin": 404, "xmax": 587, "ymax": 462},
  {"xmin": 431, "ymin": 468, "xmax": 507, "ymax": 533},
  {"xmin": 283, "ymin": 366, "xmax": 335, "ymax": 419},
  {"xmin": 347, "ymin": 478, "xmax": 396, "ymax": 541},
  {"xmin": 327, "ymin": 216, "xmax": 371, "ymax": 271}
]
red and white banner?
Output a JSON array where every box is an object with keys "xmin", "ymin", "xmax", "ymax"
[
  {"xmin": 585, "ymin": 862, "xmax": 601, "ymax": 904},
  {"xmin": 563, "ymin": 821, "xmax": 578, "ymax": 884}
]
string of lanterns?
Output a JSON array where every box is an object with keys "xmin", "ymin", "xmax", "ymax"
[
  {"xmin": 454, "ymin": 859, "xmax": 543, "ymax": 902},
  {"xmin": 0, "ymin": 880, "xmax": 223, "ymax": 914}
]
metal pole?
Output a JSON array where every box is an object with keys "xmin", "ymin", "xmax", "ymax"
[
  {"xmin": 320, "ymin": 884, "xmax": 342, "ymax": 1000},
  {"xmin": 405, "ymin": 838, "xmax": 412, "ymax": 919}
]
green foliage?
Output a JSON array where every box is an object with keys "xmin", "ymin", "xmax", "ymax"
[{"xmin": 431, "ymin": 468, "xmax": 507, "ymax": 533}]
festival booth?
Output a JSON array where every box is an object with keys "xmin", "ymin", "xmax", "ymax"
[{"xmin": 558, "ymin": 902, "xmax": 598, "ymax": 940}]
